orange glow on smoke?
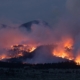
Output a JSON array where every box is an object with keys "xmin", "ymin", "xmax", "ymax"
[
  {"xmin": 53, "ymin": 37, "xmax": 74, "ymax": 60},
  {"xmin": 63, "ymin": 38, "xmax": 73, "ymax": 49}
]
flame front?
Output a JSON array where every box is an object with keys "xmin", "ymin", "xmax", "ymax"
[
  {"xmin": 11, "ymin": 44, "xmax": 36, "ymax": 53},
  {"xmin": 52, "ymin": 37, "xmax": 80, "ymax": 65},
  {"xmin": 75, "ymin": 55, "xmax": 80, "ymax": 65},
  {"xmin": 0, "ymin": 44, "xmax": 36, "ymax": 60},
  {"xmin": 0, "ymin": 37, "xmax": 80, "ymax": 65},
  {"xmin": 75, "ymin": 51, "xmax": 80, "ymax": 65},
  {"xmin": 0, "ymin": 54, "xmax": 12, "ymax": 60},
  {"xmin": 28, "ymin": 47, "xmax": 36, "ymax": 52},
  {"xmin": 52, "ymin": 37, "xmax": 74, "ymax": 60}
]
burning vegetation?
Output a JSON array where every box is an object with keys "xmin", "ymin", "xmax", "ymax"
[
  {"xmin": 0, "ymin": 19, "xmax": 80, "ymax": 65},
  {"xmin": 52, "ymin": 37, "xmax": 80, "ymax": 65},
  {"xmin": 0, "ymin": 37, "xmax": 80, "ymax": 65},
  {"xmin": 53, "ymin": 37, "xmax": 74, "ymax": 60},
  {"xmin": 0, "ymin": 44, "xmax": 36, "ymax": 61},
  {"xmin": 11, "ymin": 44, "xmax": 36, "ymax": 53}
]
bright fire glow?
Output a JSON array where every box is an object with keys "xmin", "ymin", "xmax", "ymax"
[
  {"xmin": 75, "ymin": 56, "xmax": 80, "ymax": 65},
  {"xmin": 75, "ymin": 53, "xmax": 80, "ymax": 65},
  {"xmin": 11, "ymin": 44, "xmax": 36, "ymax": 53},
  {"xmin": 0, "ymin": 37, "xmax": 80, "ymax": 65},
  {"xmin": 0, "ymin": 44, "xmax": 36, "ymax": 60},
  {"xmin": 0, "ymin": 55, "xmax": 7, "ymax": 60},
  {"xmin": 0, "ymin": 54, "xmax": 11, "ymax": 60},
  {"xmin": 53, "ymin": 37, "xmax": 74, "ymax": 60},
  {"xmin": 28, "ymin": 47, "xmax": 36, "ymax": 52}
]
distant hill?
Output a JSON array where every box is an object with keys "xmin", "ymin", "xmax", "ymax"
[{"xmin": 19, "ymin": 20, "xmax": 50, "ymax": 32}]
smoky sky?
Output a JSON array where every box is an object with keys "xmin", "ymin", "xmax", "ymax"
[
  {"xmin": 0, "ymin": 0, "xmax": 67, "ymax": 24},
  {"xmin": 0, "ymin": 0, "xmax": 80, "ymax": 63}
]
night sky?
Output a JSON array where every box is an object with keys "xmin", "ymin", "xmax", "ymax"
[
  {"xmin": 0, "ymin": 0, "xmax": 67, "ymax": 25},
  {"xmin": 0, "ymin": 0, "xmax": 80, "ymax": 25}
]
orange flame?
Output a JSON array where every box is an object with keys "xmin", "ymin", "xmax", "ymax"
[
  {"xmin": 1, "ymin": 37, "xmax": 80, "ymax": 65},
  {"xmin": 0, "ymin": 44, "xmax": 36, "ymax": 60},
  {"xmin": 0, "ymin": 55, "xmax": 7, "ymax": 60},
  {"xmin": 75, "ymin": 55, "xmax": 80, "ymax": 65},
  {"xmin": 0, "ymin": 54, "xmax": 12, "ymax": 60},
  {"xmin": 11, "ymin": 44, "xmax": 36, "ymax": 53},
  {"xmin": 52, "ymin": 37, "xmax": 74, "ymax": 60},
  {"xmin": 75, "ymin": 50, "xmax": 80, "ymax": 65},
  {"xmin": 28, "ymin": 47, "xmax": 36, "ymax": 52}
]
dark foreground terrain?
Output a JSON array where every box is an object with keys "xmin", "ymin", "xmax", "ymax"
[{"xmin": 0, "ymin": 61, "xmax": 80, "ymax": 80}]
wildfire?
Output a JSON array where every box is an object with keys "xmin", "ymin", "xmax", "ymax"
[
  {"xmin": 28, "ymin": 47, "xmax": 36, "ymax": 52},
  {"xmin": 75, "ymin": 56, "xmax": 80, "ymax": 65},
  {"xmin": 0, "ymin": 54, "xmax": 11, "ymax": 60},
  {"xmin": 0, "ymin": 44, "xmax": 36, "ymax": 60},
  {"xmin": 0, "ymin": 38, "xmax": 80, "ymax": 65},
  {"xmin": 11, "ymin": 44, "xmax": 36, "ymax": 53},
  {"xmin": 75, "ymin": 50, "xmax": 80, "ymax": 65},
  {"xmin": 53, "ymin": 48, "xmax": 74, "ymax": 60},
  {"xmin": 52, "ymin": 37, "xmax": 74, "ymax": 60},
  {"xmin": 0, "ymin": 55, "xmax": 7, "ymax": 60}
]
